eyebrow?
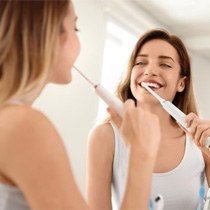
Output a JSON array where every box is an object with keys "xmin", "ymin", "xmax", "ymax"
[
  {"xmin": 136, "ymin": 54, "xmax": 175, "ymax": 62},
  {"xmin": 159, "ymin": 55, "xmax": 175, "ymax": 62}
]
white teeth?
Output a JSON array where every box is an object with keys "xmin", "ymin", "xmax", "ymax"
[{"xmin": 141, "ymin": 82, "xmax": 160, "ymax": 88}]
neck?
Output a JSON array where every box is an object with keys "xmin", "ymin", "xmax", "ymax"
[{"xmin": 137, "ymin": 101, "xmax": 185, "ymax": 139}]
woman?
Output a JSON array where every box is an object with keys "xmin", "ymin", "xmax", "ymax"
[
  {"xmin": 87, "ymin": 29, "xmax": 210, "ymax": 210},
  {"xmin": 0, "ymin": 1, "xmax": 161, "ymax": 209}
]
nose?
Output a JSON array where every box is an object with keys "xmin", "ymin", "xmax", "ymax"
[{"xmin": 143, "ymin": 64, "xmax": 159, "ymax": 76}]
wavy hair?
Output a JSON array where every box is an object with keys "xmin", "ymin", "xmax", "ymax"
[
  {"xmin": 116, "ymin": 29, "xmax": 198, "ymax": 115},
  {"xmin": 0, "ymin": 0, "xmax": 69, "ymax": 104}
]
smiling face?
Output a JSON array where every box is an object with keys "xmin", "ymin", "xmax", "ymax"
[
  {"xmin": 50, "ymin": 1, "xmax": 80, "ymax": 84},
  {"xmin": 130, "ymin": 39, "xmax": 186, "ymax": 105}
]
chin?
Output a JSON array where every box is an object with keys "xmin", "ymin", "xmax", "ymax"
[
  {"xmin": 61, "ymin": 76, "xmax": 72, "ymax": 84},
  {"xmin": 51, "ymin": 74, "xmax": 73, "ymax": 84}
]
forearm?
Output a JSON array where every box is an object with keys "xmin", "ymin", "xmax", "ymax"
[
  {"xmin": 205, "ymin": 164, "xmax": 210, "ymax": 186},
  {"xmin": 120, "ymin": 147, "xmax": 155, "ymax": 210}
]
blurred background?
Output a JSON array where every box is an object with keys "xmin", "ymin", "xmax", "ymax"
[{"xmin": 34, "ymin": 0, "xmax": 210, "ymax": 197}]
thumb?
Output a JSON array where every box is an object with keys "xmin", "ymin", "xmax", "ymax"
[{"xmin": 107, "ymin": 107, "xmax": 122, "ymax": 129}]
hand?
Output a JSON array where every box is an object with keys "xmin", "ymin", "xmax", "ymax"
[
  {"xmin": 185, "ymin": 112, "xmax": 210, "ymax": 156},
  {"xmin": 108, "ymin": 99, "xmax": 161, "ymax": 159}
]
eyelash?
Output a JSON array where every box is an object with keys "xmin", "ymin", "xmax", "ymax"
[
  {"xmin": 134, "ymin": 61, "xmax": 172, "ymax": 69},
  {"xmin": 135, "ymin": 61, "xmax": 146, "ymax": 66},
  {"xmin": 160, "ymin": 63, "xmax": 172, "ymax": 68}
]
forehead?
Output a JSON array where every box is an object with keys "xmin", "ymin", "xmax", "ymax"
[{"xmin": 139, "ymin": 39, "xmax": 179, "ymax": 62}]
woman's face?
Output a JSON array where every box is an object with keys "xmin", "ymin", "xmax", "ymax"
[
  {"xmin": 130, "ymin": 39, "xmax": 185, "ymax": 105},
  {"xmin": 50, "ymin": 1, "xmax": 80, "ymax": 84}
]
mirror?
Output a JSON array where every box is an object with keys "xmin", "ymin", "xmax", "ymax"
[{"xmin": 34, "ymin": 0, "xmax": 210, "ymax": 196}]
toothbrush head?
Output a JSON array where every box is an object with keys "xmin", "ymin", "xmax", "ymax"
[
  {"xmin": 141, "ymin": 82, "xmax": 165, "ymax": 103},
  {"xmin": 141, "ymin": 82, "xmax": 148, "ymax": 88}
]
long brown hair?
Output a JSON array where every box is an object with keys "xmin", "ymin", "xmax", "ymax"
[
  {"xmin": 0, "ymin": 0, "xmax": 69, "ymax": 104},
  {"xmin": 116, "ymin": 29, "xmax": 198, "ymax": 115}
]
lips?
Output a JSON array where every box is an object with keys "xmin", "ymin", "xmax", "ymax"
[{"xmin": 139, "ymin": 80, "xmax": 163, "ymax": 89}]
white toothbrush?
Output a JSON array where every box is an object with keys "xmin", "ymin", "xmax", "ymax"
[
  {"xmin": 73, "ymin": 66, "xmax": 124, "ymax": 118},
  {"xmin": 141, "ymin": 82, "xmax": 210, "ymax": 148}
]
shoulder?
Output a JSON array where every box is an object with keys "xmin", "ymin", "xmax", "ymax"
[
  {"xmin": 0, "ymin": 104, "xmax": 62, "ymax": 144},
  {"xmin": 88, "ymin": 122, "xmax": 115, "ymax": 157},
  {"xmin": 1, "ymin": 104, "xmax": 57, "ymax": 132},
  {"xmin": 0, "ymin": 105, "xmax": 60, "ymax": 145},
  {"xmin": 89, "ymin": 122, "xmax": 115, "ymax": 139},
  {"xmin": 88, "ymin": 122, "xmax": 115, "ymax": 145},
  {"xmin": 0, "ymin": 105, "xmax": 64, "ymax": 174}
]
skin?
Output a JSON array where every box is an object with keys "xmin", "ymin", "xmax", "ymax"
[
  {"xmin": 87, "ymin": 39, "xmax": 210, "ymax": 209},
  {"xmin": 0, "ymin": 1, "xmax": 161, "ymax": 209},
  {"xmin": 50, "ymin": 3, "xmax": 80, "ymax": 84}
]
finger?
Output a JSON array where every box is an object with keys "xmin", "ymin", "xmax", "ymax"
[
  {"xmin": 194, "ymin": 124, "xmax": 209, "ymax": 144},
  {"xmin": 200, "ymin": 128, "xmax": 210, "ymax": 147},
  {"xmin": 200, "ymin": 147, "xmax": 210, "ymax": 158},
  {"xmin": 123, "ymin": 99, "xmax": 137, "ymax": 121},
  {"xmin": 107, "ymin": 107, "xmax": 121, "ymax": 129},
  {"xmin": 185, "ymin": 112, "xmax": 197, "ymax": 128},
  {"xmin": 124, "ymin": 99, "xmax": 136, "ymax": 109},
  {"xmin": 188, "ymin": 117, "xmax": 199, "ymax": 137}
]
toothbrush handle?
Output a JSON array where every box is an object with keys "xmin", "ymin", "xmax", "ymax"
[
  {"xmin": 95, "ymin": 84, "xmax": 124, "ymax": 118},
  {"xmin": 162, "ymin": 101, "xmax": 210, "ymax": 148}
]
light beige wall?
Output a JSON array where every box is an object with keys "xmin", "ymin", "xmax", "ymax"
[
  {"xmin": 33, "ymin": 0, "xmax": 210, "ymax": 197},
  {"xmin": 34, "ymin": 0, "xmax": 108, "ymax": 196}
]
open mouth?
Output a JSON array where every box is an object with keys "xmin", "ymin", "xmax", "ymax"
[{"xmin": 140, "ymin": 81, "xmax": 162, "ymax": 89}]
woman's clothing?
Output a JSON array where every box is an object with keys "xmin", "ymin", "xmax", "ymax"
[
  {"xmin": 0, "ymin": 184, "xmax": 29, "ymax": 210},
  {"xmin": 110, "ymin": 122, "xmax": 205, "ymax": 210}
]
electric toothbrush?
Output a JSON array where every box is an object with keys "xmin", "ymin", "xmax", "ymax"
[
  {"xmin": 73, "ymin": 66, "xmax": 124, "ymax": 118},
  {"xmin": 141, "ymin": 82, "xmax": 210, "ymax": 148}
]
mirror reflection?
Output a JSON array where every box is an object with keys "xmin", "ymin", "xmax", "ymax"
[{"xmin": 34, "ymin": 0, "xmax": 210, "ymax": 204}]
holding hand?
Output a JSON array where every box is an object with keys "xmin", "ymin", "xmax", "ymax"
[
  {"xmin": 108, "ymin": 99, "xmax": 161, "ymax": 209},
  {"xmin": 108, "ymin": 99, "xmax": 161, "ymax": 159},
  {"xmin": 185, "ymin": 113, "xmax": 210, "ymax": 156}
]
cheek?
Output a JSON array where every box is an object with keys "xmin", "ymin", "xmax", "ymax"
[
  {"xmin": 50, "ymin": 34, "xmax": 81, "ymax": 84},
  {"xmin": 130, "ymin": 71, "xmax": 138, "ymax": 94}
]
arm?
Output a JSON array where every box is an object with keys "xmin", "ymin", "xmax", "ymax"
[
  {"xmin": 108, "ymin": 100, "xmax": 161, "ymax": 209},
  {"xmin": 87, "ymin": 123, "xmax": 114, "ymax": 209},
  {"xmin": 0, "ymin": 106, "xmax": 89, "ymax": 209},
  {"xmin": 184, "ymin": 113, "xmax": 210, "ymax": 186},
  {"xmin": 185, "ymin": 113, "xmax": 210, "ymax": 158},
  {"xmin": 203, "ymin": 153, "xmax": 210, "ymax": 186}
]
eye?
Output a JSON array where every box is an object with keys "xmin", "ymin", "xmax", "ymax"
[
  {"xmin": 135, "ymin": 61, "xmax": 146, "ymax": 66},
  {"xmin": 160, "ymin": 63, "xmax": 172, "ymax": 68}
]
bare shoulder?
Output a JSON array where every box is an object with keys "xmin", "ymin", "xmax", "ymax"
[
  {"xmin": 0, "ymin": 105, "xmax": 89, "ymax": 208},
  {"xmin": 0, "ymin": 105, "xmax": 66, "ymax": 180},
  {"xmin": 89, "ymin": 121, "xmax": 115, "ymax": 143},
  {"xmin": 0, "ymin": 104, "xmax": 63, "ymax": 145},
  {"xmin": 88, "ymin": 122, "xmax": 115, "ymax": 156},
  {"xmin": 0, "ymin": 105, "xmax": 60, "ymax": 144}
]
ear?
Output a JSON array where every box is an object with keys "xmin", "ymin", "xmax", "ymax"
[{"xmin": 177, "ymin": 76, "xmax": 186, "ymax": 92}]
